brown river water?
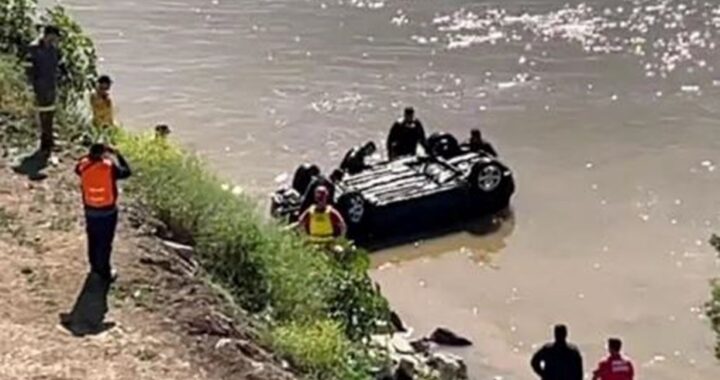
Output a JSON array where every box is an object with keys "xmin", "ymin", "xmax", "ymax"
[{"xmin": 61, "ymin": 0, "xmax": 720, "ymax": 378}]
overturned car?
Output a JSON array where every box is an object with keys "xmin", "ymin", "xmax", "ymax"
[{"xmin": 270, "ymin": 132, "xmax": 515, "ymax": 244}]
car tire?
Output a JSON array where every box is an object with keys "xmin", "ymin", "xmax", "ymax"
[
  {"xmin": 427, "ymin": 132, "xmax": 461, "ymax": 159},
  {"xmin": 337, "ymin": 192, "xmax": 369, "ymax": 237},
  {"xmin": 469, "ymin": 161, "xmax": 503, "ymax": 193}
]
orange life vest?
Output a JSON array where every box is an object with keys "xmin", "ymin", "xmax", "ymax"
[{"xmin": 78, "ymin": 157, "xmax": 116, "ymax": 208}]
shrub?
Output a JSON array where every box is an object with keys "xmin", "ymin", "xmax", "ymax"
[
  {"xmin": 271, "ymin": 320, "xmax": 370, "ymax": 380},
  {"xmin": 0, "ymin": 55, "xmax": 31, "ymax": 117},
  {"xmin": 115, "ymin": 133, "xmax": 390, "ymax": 378},
  {"xmin": 0, "ymin": 0, "xmax": 36, "ymax": 58}
]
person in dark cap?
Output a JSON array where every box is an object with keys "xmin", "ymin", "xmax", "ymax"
[
  {"xmin": 26, "ymin": 25, "xmax": 64, "ymax": 153},
  {"xmin": 386, "ymin": 107, "xmax": 427, "ymax": 160},
  {"xmin": 531, "ymin": 324, "xmax": 584, "ymax": 380}
]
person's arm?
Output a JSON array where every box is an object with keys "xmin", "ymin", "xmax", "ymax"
[
  {"xmin": 574, "ymin": 350, "xmax": 584, "ymax": 380},
  {"xmin": 416, "ymin": 120, "xmax": 428, "ymax": 154},
  {"xmin": 330, "ymin": 209, "xmax": 347, "ymax": 237},
  {"xmin": 485, "ymin": 142, "xmax": 498, "ymax": 157},
  {"xmin": 74, "ymin": 158, "xmax": 84, "ymax": 176},
  {"xmin": 387, "ymin": 123, "xmax": 399, "ymax": 155},
  {"xmin": 23, "ymin": 45, "xmax": 35, "ymax": 81},
  {"xmin": 530, "ymin": 347, "xmax": 546, "ymax": 378},
  {"xmin": 591, "ymin": 361, "xmax": 603, "ymax": 380},
  {"xmin": 298, "ymin": 209, "xmax": 312, "ymax": 233},
  {"xmin": 111, "ymin": 151, "xmax": 132, "ymax": 180},
  {"xmin": 628, "ymin": 360, "xmax": 634, "ymax": 380}
]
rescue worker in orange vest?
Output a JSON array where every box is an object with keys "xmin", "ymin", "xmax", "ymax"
[
  {"xmin": 297, "ymin": 186, "xmax": 346, "ymax": 243},
  {"xmin": 75, "ymin": 143, "xmax": 131, "ymax": 281}
]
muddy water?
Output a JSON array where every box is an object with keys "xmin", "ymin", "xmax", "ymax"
[{"xmin": 63, "ymin": 0, "xmax": 720, "ymax": 378}]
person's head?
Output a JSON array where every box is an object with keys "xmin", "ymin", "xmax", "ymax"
[
  {"xmin": 361, "ymin": 141, "xmax": 377, "ymax": 156},
  {"xmin": 97, "ymin": 75, "xmax": 113, "ymax": 95},
  {"xmin": 155, "ymin": 124, "xmax": 171, "ymax": 139},
  {"xmin": 403, "ymin": 107, "xmax": 415, "ymax": 123},
  {"xmin": 314, "ymin": 186, "xmax": 329, "ymax": 208},
  {"xmin": 608, "ymin": 338, "xmax": 622, "ymax": 355},
  {"xmin": 329, "ymin": 169, "xmax": 344, "ymax": 183},
  {"xmin": 554, "ymin": 324, "xmax": 568, "ymax": 344},
  {"xmin": 470, "ymin": 129, "xmax": 482, "ymax": 144},
  {"xmin": 43, "ymin": 25, "xmax": 61, "ymax": 47},
  {"xmin": 89, "ymin": 143, "xmax": 106, "ymax": 161}
]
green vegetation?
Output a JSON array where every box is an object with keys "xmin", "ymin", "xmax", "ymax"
[
  {"xmin": 117, "ymin": 133, "xmax": 390, "ymax": 377},
  {"xmin": 0, "ymin": 2, "xmax": 391, "ymax": 377}
]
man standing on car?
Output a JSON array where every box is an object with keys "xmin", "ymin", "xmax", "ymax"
[
  {"xmin": 26, "ymin": 26, "xmax": 64, "ymax": 153},
  {"xmin": 387, "ymin": 107, "xmax": 427, "ymax": 160},
  {"xmin": 75, "ymin": 143, "xmax": 131, "ymax": 281},
  {"xmin": 531, "ymin": 324, "xmax": 584, "ymax": 380}
]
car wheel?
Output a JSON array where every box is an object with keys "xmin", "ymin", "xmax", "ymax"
[
  {"xmin": 469, "ymin": 162, "xmax": 503, "ymax": 192},
  {"xmin": 337, "ymin": 192, "xmax": 369, "ymax": 236}
]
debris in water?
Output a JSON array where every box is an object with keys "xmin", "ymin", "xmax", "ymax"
[
  {"xmin": 585, "ymin": 162, "xmax": 594, "ymax": 169},
  {"xmin": 591, "ymin": 184, "xmax": 598, "ymax": 190},
  {"xmin": 220, "ymin": 183, "xmax": 230, "ymax": 191},
  {"xmin": 611, "ymin": 94, "xmax": 618, "ymax": 101},
  {"xmin": 378, "ymin": 262, "xmax": 394, "ymax": 271},
  {"xmin": 472, "ymin": 307, "xmax": 479, "ymax": 316},
  {"xmin": 681, "ymin": 85, "xmax": 700, "ymax": 93},
  {"xmin": 670, "ymin": 218, "xmax": 677, "ymax": 225},
  {"xmin": 593, "ymin": 263, "xmax": 601, "ymax": 270},
  {"xmin": 274, "ymin": 173, "xmax": 289, "ymax": 183},
  {"xmin": 231, "ymin": 186, "xmax": 243, "ymax": 196},
  {"xmin": 639, "ymin": 214, "xmax": 650, "ymax": 222},
  {"xmin": 419, "ymin": 280, "xmax": 427, "ymax": 287}
]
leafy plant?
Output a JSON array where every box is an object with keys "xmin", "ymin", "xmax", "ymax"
[
  {"xmin": 271, "ymin": 320, "xmax": 370, "ymax": 380},
  {"xmin": 0, "ymin": 0, "xmax": 37, "ymax": 58}
]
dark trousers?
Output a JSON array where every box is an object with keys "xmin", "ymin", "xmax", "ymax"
[
  {"xmin": 39, "ymin": 110, "xmax": 55, "ymax": 150},
  {"xmin": 85, "ymin": 209, "xmax": 118, "ymax": 280},
  {"xmin": 35, "ymin": 85, "xmax": 56, "ymax": 151}
]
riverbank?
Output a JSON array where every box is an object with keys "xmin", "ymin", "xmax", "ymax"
[{"xmin": 0, "ymin": 145, "xmax": 297, "ymax": 379}]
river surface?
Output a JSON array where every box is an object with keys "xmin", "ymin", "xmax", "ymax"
[{"xmin": 61, "ymin": 0, "xmax": 720, "ymax": 378}]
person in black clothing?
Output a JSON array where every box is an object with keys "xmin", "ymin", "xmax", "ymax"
[
  {"xmin": 75, "ymin": 144, "xmax": 132, "ymax": 281},
  {"xmin": 340, "ymin": 141, "xmax": 376, "ymax": 175},
  {"xmin": 531, "ymin": 324, "xmax": 584, "ymax": 380},
  {"xmin": 386, "ymin": 107, "xmax": 427, "ymax": 160},
  {"xmin": 300, "ymin": 168, "xmax": 345, "ymax": 212},
  {"xmin": 462, "ymin": 128, "xmax": 498, "ymax": 156},
  {"xmin": 26, "ymin": 26, "xmax": 64, "ymax": 153}
]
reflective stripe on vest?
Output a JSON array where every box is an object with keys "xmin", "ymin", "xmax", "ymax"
[
  {"xmin": 79, "ymin": 158, "xmax": 116, "ymax": 208},
  {"xmin": 308, "ymin": 206, "xmax": 334, "ymax": 243}
]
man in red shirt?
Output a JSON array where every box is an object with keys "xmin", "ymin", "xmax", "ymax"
[{"xmin": 592, "ymin": 338, "xmax": 634, "ymax": 380}]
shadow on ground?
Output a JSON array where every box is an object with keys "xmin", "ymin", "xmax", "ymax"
[
  {"xmin": 59, "ymin": 272, "xmax": 115, "ymax": 337},
  {"xmin": 12, "ymin": 149, "xmax": 49, "ymax": 181}
]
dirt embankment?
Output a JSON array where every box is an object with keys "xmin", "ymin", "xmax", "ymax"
[{"xmin": 0, "ymin": 151, "xmax": 296, "ymax": 380}]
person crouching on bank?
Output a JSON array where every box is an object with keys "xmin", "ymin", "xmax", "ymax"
[{"xmin": 75, "ymin": 143, "xmax": 131, "ymax": 281}]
